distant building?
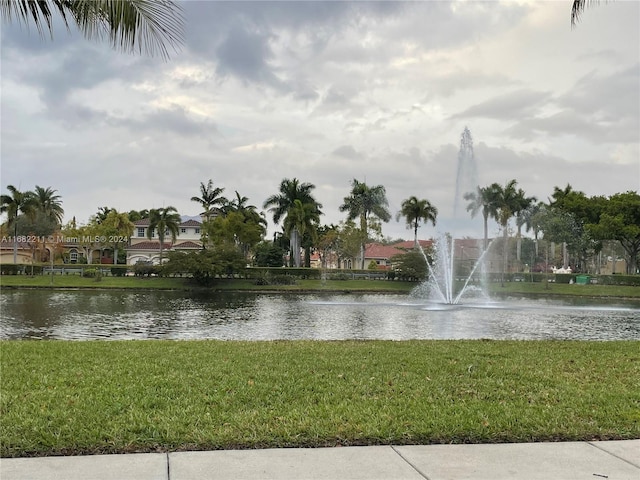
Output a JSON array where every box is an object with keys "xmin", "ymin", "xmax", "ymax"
[{"xmin": 126, "ymin": 218, "xmax": 203, "ymax": 265}]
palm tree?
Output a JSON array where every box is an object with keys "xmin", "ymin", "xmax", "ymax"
[
  {"xmin": 0, "ymin": 0, "xmax": 184, "ymax": 59},
  {"xmin": 227, "ymin": 191, "xmax": 267, "ymax": 231},
  {"xmin": 571, "ymin": 0, "xmax": 601, "ymax": 26},
  {"xmin": 147, "ymin": 206, "xmax": 181, "ymax": 264},
  {"xmin": 464, "ymin": 185, "xmax": 498, "ymax": 253},
  {"xmin": 191, "ymin": 179, "xmax": 227, "ymax": 222},
  {"xmin": 102, "ymin": 209, "xmax": 134, "ymax": 264},
  {"xmin": 0, "ymin": 185, "xmax": 37, "ymax": 263},
  {"xmin": 32, "ymin": 185, "xmax": 64, "ymax": 263},
  {"xmin": 33, "ymin": 185, "xmax": 64, "ymax": 225},
  {"xmin": 263, "ymin": 178, "xmax": 322, "ymax": 267},
  {"xmin": 514, "ymin": 192, "xmax": 537, "ymax": 263},
  {"xmin": 489, "ymin": 179, "xmax": 523, "ymax": 286},
  {"xmin": 339, "ymin": 179, "xmax": 391, "ymax": 270},
  {"xmin": 396, "ymin": 196, "xmax": 438, "ymax": 247},
  {"xmin": 284, "ymin": 199, "xmax": 320, "ymax": 267}
]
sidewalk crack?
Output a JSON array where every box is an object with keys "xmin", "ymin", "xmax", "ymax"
[
  {"xmin": 166, "ymin": 452, "xmax": 171, "ymax": 480},
  {"xmin": 587, "ymin": 442, "xmax": 640, "ymax": 469},
  {"xmin": 391, "ymin": 446, "xmax": 431, "ymax": 480}
]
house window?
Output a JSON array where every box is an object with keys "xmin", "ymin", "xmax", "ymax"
[
  {"xmin": 137, "ymin": 227, "xmax": 145, "ymax": 237},
  {"xmin": 195, "ymin": 228, "xmax": 200, "ymax": 234},
  {"xmin": 70, "ymin": 249, "xmax": 78, "ymax": 263},
  {"xmin": 180, "ymin": 228, "xmax": 186, "ymax": 234}
]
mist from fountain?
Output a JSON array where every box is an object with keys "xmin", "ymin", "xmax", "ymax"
[{"xmin": 419, "ymin": 235, "xmax": 493, "ymax": 305}]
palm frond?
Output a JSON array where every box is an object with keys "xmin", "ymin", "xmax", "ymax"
[{"xmin": 1, "ymin": 0, "xmax": 184, "ymax": 59}]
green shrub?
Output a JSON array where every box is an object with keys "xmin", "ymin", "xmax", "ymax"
[
  {"xmin": 596, "ymin": 274, "xmax": 640, "ymax": 286},
  {"xmin": 110, "ymin": 266, "xmax": 128, "ymax": 277},
  {"xmin": 133, "ymin": 263, "xmax": 159, "ymax": 277},
  {"xmin": 0, "ymin": 264, "xmax": 22, "ymax": 275},
  {"xmin": 82, "ymin": 268, "xmax": 97, "ymax": 278}
]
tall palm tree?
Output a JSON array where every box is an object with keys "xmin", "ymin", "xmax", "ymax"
[
  {"xmin": 284, "ymin": 199, "xmax": 320, "ymax": 267},
  {"xmin": 191, "ymin": 179, "xmax": 227, "ymax": 222},
  {"xmin": 396, "ymin": 196, "xmax": 438, "ymax": 247},
  {"xmin": 227, "ymin": 191, "xmax": 267, "ymax": 230},
  {"xmin": 489, "ymin": 179, "xmax": 523, "ymax": 286},
  {"xmin": 0, "ymin": 0, "xmax": 184, "ymax": 59},
  {"xmin": 31, "ymin": 185, "xmax": 64, "ymax": 263},
  {"xmin": 147, "ymin": 206, "xmax": 181, "ymax": 264},
  {"xmin": 102, "ymin": 209, "xmax": 134, "ymax": 264},
  {"xmin": 339, "ymin": 179, "xmax": 391, "ymax": 270},
  {"xmin": 464, "ymin": 185, "xmax": 498, "ymax": 253},
  {"xmin": 263, "ymin": 178, "xmax": 322, "ymax": 267},
  {"xmin": 0, "ymin": 185, "xmax": 37, "ymax": 263},
  {"xmin": 514, "ymin": 192, "xmax": 537, "ymax": 263},
  {"xmin": 33, "ymin": 185, "xmax": 64, "ymax": 225}
]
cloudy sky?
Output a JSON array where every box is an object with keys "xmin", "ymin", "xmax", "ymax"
[{"xmin": 2, "ymin": 0, "xmax": 639, "ymax": 241}]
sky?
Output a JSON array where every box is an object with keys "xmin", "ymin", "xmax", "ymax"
[{"xmin": 1, "ymin": 0, "xmax": 639, "ymax": 241}]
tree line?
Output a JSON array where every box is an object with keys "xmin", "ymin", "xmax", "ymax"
[{"xmin": 1, "ymin": 180, "xmax": 639, "ymax": 276}]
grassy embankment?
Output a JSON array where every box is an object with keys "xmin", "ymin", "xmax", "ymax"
[
  {"xmin": 1, "ymin": 340, "xmax": 638, "ymax": 457},
  {"xmin": 1, "ymin": 274, "xmax": 638, "ymax": 297}
]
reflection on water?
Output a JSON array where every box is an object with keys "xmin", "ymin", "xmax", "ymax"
[{"xmin": 0, "ymin": 290, "xmax": 639, "ymax": 341}]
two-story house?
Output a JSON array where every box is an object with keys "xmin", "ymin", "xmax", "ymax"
[{"xmin": 126, "ymin": 217, "xmax": 203, "ymax": 265}]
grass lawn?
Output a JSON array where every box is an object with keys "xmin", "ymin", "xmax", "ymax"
[
  {"xmin": 1, "ymin": 340, "xmax": 638, "ymax": 457},
  {"xmin": 1, "ymin": 274, "xmax": 638, "ymax": 297}
]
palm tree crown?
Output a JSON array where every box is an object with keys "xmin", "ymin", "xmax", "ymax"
[
  {"xmin": 396, "ymin": 196, "xmax": 438, "ymax": 246},
  {"xmin": 339, "ymin": 179, "xmax": 391, "ymax": 269},
  {"xmin": 0, "ymin": 185, "xmax": 38, "ymax": 263},
  {"xmin": 464, "ymin": 185, "xmax": 498, "ymax": 252},
  {"xmin": 34, "ymin": 185, "xmax": 64, "ymax": 225},
  {"xmin": 263, "ymin": 178, "xmax": 322, "ymax": 267},
  {"xmin": 148, "ymin": 206, "xmax": 181, "ymax": 263},
  {"xmin": 191, "ymin": 179, "xmax": 227, "ymax": 222},
  {"xmin": 1, "ymin": 0, "xmax": 184, "ymax": 59}
]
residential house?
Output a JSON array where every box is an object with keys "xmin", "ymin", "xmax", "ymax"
[{"xmin": 126, "ymin": 217, "xmax": 203, "ymax": 265}]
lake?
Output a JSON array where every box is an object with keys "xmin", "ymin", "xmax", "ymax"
[{"xmin": 1, "ymin": 290, "xmax": 639, "ymax": 341}]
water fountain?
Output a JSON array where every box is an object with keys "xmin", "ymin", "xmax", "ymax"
[{"xmin": 418, "ymin": 235, "xmax": 492, "ymax": 305}]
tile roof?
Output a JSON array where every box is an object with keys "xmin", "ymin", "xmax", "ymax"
[
  {"xmin": 180, "ymin": 219, "xmax": 202, "ymax": 227},
  {"xmin": 133, "ymin": 219, "xmax": 202, "ymax": 227},
  {"xmin": 173, "ymin": 241, "xmax": 202, "ymax": 249},
  {"xmin": 126, "ymin": 241, "xmax": 172, "ymax": 251},
  {"xmin": 364, "ymin": 243, "xmax": 405, "ymax": 259}
]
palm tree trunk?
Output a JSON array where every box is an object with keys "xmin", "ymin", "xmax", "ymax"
[
  {"xmin": 288, "ymin": 229, "xmax": 300, "ymax": 267},
  {"xmin": 13, "ymin": 224, "xmax": 18, "ymax": 264},
  {"xmin": 482, "ymin": 214, "xmax": 489, "ymax": 253},
  {"xmin": 501, "ymin": 226, "xmax": 508, "ymax": 287}
]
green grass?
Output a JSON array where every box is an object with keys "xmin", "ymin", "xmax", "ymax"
[
  {"xmin": 1, "ymin": 274, "xmax": 638, "ymax": 297},
  {"xmin": 1, "ymin": 340, "xmax": 638, "ymax": 457},
  {"xmin": 487, "ymin": 281, "xmax": 640, "ymax": 298}
]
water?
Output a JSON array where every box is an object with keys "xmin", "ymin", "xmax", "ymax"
[{"xmin": 1, "ymin": 290, "xmax": 638, "ymax": 341}]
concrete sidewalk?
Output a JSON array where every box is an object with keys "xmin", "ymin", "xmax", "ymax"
[{"xmin": 1, "ymin": 440, "xmax": 638, "ymax": 480}]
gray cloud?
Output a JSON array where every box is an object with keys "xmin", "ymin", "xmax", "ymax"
[
  {"xmin": 450, "ymin": 89, "xmax": 553, "ymax": 121},
  {"xmin": 1, "ymin": 1, "xmax": 638, "ymax": 241}
]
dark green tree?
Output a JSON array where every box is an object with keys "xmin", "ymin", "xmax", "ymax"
[
  {"xmin": 191, "ymin": 179, "xmax": 227, "ymax": 222},
  {"xmin": 587, "ymin": 191, "xmax": 640, "ymax": 274},
  {"xmin": 254, "ymin": 241, "xmax": 285, "ymax": 267},
  {"xmin": 263, "ymin": 178, "xmax": 322, "ymax": 268},
  {"xmin": 339, "ymin": 179, "xmax": 391, "ymax": 269},
  {"xmin": 464, "ymin": 185, "xmax": 498, "ymax": 253},
  {"xmin": 0, "ymin": 185, "xmax": 38, "ymax": 263},
  {"xmin": 148, "ymin": 206, "xmax": 181, "ymax": 263},
  {"xmin": 396, "ymin": 196, "xmax": 438, "ymax": 247}
]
